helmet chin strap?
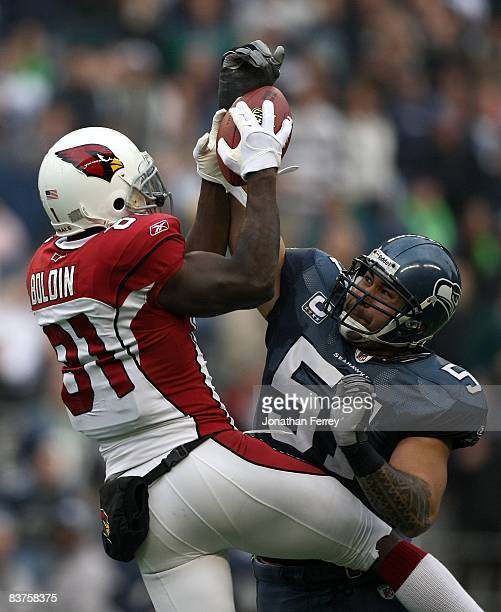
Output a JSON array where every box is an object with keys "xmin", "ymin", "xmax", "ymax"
[
  {"xmin": 339, "ymin": 315, "xmax": 372, "ymax": 341},
  {"xmin": 339, "ymin": 313, "xmax": 426, "ymax": 349},
  {"xmin": 80, "ymin": 204, "xmax": 119, "ymax": 228}
]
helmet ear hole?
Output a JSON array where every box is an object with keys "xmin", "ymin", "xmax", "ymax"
[{"xmin": 113, "ymin": 198, "xmax": 125, "ymax": 211}]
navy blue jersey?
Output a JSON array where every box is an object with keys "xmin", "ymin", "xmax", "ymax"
[{"xmin": 255, "ymin": 248, "xmax": 488, "ymax": 510}]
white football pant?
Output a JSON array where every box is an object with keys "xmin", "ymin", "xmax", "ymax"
[{"xmin": 123, "ymin": 433, "xmax": 390, "ymax": 612}]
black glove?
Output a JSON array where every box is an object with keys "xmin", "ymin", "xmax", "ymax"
[
  {"xmin": 332, "ymin": 374, "xmax": 375, "ymax": 447},
  {"xmin": 218, "ymin": 40, "xmax": 285, "ymax": 109}
]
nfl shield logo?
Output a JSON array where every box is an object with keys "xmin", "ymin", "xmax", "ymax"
[
  {"xmin": 377, "ymin": 584, "xmax": 395, "ymax": 600},
  {"xmin": 354, "ymin": 349, "xmax": 373, "ymax": 363}
]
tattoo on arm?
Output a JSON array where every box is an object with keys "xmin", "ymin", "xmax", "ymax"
[{"xmin": 357, "ymin": 464, "xmax": 432, "ymax": 537}]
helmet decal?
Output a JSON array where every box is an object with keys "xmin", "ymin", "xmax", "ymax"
[
  {"xmin": 100, "ymin": 508, "xmax": 111, "ymax": 542},
  {"xmin": 366, "ymin": 248, "xmax": 401, "ymax": 276},
  {"xmin": 55, "ymin": 144, "xmax": 124, "ymax": 183},
  {"xmin": 432, "ymin": 278, "xmax": 461, "ymax": 318}
]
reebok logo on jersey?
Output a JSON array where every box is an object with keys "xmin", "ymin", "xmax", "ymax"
[
  {"xmin": 149, "ymin": 219, "xmax": 170, "ymax": 236},
  {"xmin": 302, "ymin": 292, "xmax": 328, "ymax": 324}
]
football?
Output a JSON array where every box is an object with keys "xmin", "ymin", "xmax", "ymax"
[{"xmin": 217, "ymin": 85, "xmax": 292, "ymax": 187}]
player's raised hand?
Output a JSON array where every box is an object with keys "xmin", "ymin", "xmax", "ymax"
[
  {"xmin": 217, "ymin": 100, "xmax": 292, "ymax": 179},
  {"xmin": 332, "ymin": 374, "xmax": 375, "ymax": 447},
  {"xmin": 218, "ymin": 40, "xmax": 285, "ymax": 109},
  {"xmin": 193, "ymin": 109, "xmax": 227, "ymax": 184},
  {"xmin": 193, "ymin": 109, "xmax": 248, "ymax": 206}
]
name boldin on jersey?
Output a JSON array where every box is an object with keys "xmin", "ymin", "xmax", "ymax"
[{"xmin": 30, "ymin": 265, "xmax": 76, "ymax": 306}]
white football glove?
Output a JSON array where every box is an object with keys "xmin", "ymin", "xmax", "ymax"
[
  {"xmin": 193, "ymin": 109, "xmax": 247, "ymax": 206},
  {"xmin": 331, "ymin": 374, "xmax": 374, "ymax": 447},
  {"xmin": 217, "ymin": 100, "xmax": 293, "ymax": 179}
]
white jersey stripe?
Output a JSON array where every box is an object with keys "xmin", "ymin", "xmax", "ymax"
[{"xmin": 189, "ymin": 328, "xmax": 235, "ymax": 429}]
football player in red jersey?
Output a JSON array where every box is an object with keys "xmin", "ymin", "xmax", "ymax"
[{"xmin": 28, "ymin": 95, "xmax": 482, "ymax": 611}]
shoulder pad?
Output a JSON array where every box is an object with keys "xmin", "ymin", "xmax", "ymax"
[
  {"xmin": 372, "ymin": 356, "xmax": 488, "ymax": 450},
  {"xmin": 283, "ymin": 248, "xmax": 342, "ymax": 289},
  {"xmin": 99, "ymin": 213, "xmax": 182, "ymax": 268},
  {"xmin": 96, "ymin": 213, "xmax": 184, "ymax": 300}
]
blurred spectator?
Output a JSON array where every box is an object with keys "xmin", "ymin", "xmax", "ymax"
[
  {"xmin": 0, "ymin": 508, "xmax": 34, "ymax": 591},
  {"xmin": 342, "ymin": 78, "xmax": 398, "ymax": 206},
  {"xmin": 448, "ymin": 435, "xmax": 501, "ymax": 533},
  {"xmin": 0, "ymin": 201, "xmax": 29, "ymax": 278},
  {"xmin": 159, "ymin": 0, "xmax": 235, "ymax": 74},
  {"xmin": 402, "ymin": 176, "xmax": 458, "ymax": 250},
  {"xmin": 278, "ymin": 55, "xmax": 347, "ymax": 245},
  {"xmin": 0, "ymin": 21, "xmax": 53, "ymax": 125},
  {"xmin": 460, "ymin": 197, "xmax": 501, "ymax": 286},
  {"xmin": 391, "ymin": 68, "xmax": 438, "ymax": 179},
  {"xmin": 0, "ymin": 274, "xmax": 46, "ymax": 401}
]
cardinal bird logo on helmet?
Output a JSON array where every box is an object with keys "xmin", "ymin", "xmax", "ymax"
[
  {"xmin": 55, "ymin": 144, "xmax": 124, "ymax": 183},
  {"xmin": 100, "ymin": 509, "xmax": 111, "ymax": 542}
]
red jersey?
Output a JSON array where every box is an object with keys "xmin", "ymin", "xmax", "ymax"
[{"xmin": 27, "ymin": 213, "xmax": 234, "ymax": 476}]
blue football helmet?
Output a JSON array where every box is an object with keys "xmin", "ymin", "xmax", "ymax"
[{"xmin": 327, "ymin": 235, "xmax": 462, "ymax": 348}]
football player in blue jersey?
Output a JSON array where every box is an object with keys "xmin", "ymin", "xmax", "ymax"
[
  {"xmin": 192, "ymin": 41, "xmax": 489, "ymax": 611},
  {"xmin": 244, "ymin": 233, "xmax": 487, "ymax": 612}
]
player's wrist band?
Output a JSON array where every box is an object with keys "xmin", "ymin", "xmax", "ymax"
[{"xmin": 341, "ymin": 441, "xmax": 385, "ymax": 477}]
